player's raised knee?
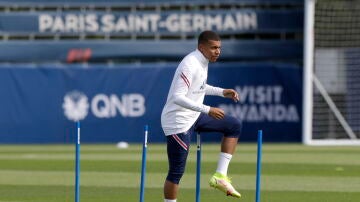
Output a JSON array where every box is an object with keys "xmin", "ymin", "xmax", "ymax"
[{"xmin": 225, "ymin": 117, "xmax": 242, "ymax": 138}]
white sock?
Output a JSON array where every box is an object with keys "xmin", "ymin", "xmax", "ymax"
[
  {"xmin": 164, "ymin": 199, "xmax": 177, "ymax": 202},
  {"xmin": 216, "ymin": 152, "xmax": 232, "ymax": 176}
]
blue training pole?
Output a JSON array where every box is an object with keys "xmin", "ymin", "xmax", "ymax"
[
  {"xmin": 255, "ymin": 130, "xmax": 263, "ymax": 202},
  {"xmin": 196, "ymin": 133, "xmax": 201, "ymax": 202},
  {"xmin": 139, "ymin": 125, "xmax": 148, "ymax": 202},
  {"xmin": 75, "ymin": 121, "xmax": 80, "ymax": 202}
]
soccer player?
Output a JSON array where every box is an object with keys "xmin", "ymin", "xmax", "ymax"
[{"xmin": 161, "ymin": 30, "xmax": 242, "ymax": 202}]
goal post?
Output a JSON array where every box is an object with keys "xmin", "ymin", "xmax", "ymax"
[{"xmin": 303, "ymin": 0, "xmax": 360, "ymax": 145}]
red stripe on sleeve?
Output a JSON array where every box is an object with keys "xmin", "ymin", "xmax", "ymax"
[{"xmin": 180, "ymin": 72, "xmax": 190, "ymax": 88}]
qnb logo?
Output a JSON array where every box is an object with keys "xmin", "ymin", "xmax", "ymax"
[
  {"xmin": 63, "ymin": 91, "xmax": 89, "ymax": 121},
  {"xmin": 91, "ymin": 93, "xmax": 145, "ymax": 118},
  {"xmin": 62, "ymin": 91, "xmax": 146, "ymax": 121}
]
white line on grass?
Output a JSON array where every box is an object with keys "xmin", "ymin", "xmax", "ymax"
[{"xmin": 0, "ymin": 170, "xmax": 359, "ymax": 193}]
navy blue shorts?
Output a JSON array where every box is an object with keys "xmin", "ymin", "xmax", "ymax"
[{"xmin": 165, "ymin": 113, "xmax": 242, "ymax": 184}]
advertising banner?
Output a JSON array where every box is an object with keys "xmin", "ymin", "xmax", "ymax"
[
  {"xmin": 0, "ymin": 10, "xmax": 302, "ymax": 34},
  {"xmin": 0, "ymin": 62, "xmax": 302, "ymax": 143}
]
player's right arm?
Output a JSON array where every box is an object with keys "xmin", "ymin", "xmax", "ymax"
[
  {"xmin": 208, "ymin": 107, "xmax": 225, "ymax": 120},
  {"xmin": 172, "ymin": 68, "xmax": 224, "ymax": 119},
  {"xmin": 172, "ymin": 66, "xmax": 210, "ymax": 114}
]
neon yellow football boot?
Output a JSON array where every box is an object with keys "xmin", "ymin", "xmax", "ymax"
[{"xmin": 209, "ymin": 172, "xmax": 241, "ymax": 198}]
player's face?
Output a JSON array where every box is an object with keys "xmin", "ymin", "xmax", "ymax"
[{"xmin": 199, "ymin": 40, "xmax": 221, "ymax": 62}]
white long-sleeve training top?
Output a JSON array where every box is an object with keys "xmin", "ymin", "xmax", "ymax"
[{"xmin": 161, "ymin": 49, "xmax": 224, "ymax": 136}]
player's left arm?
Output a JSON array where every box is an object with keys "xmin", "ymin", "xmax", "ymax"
[
  {"xmin": 205, "ymin": 84, "xmax": 239, "ymax": 102},
  {"xmin": 223, "ymin": 89, "xmax": 239, "ymax": 102}
]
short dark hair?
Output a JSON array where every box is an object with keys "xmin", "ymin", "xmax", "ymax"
[{"xmin": 198, "ymin": 30, "xmax": 220, "ymax": 45}]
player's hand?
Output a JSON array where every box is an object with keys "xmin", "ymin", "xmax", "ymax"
[
  {"xmin": 208, "ymin": 107, "xmax": 225, "ymax": 120},
  {"xmin": 223, "ymin": 89, "xmax": 239, "ymax": 102}
]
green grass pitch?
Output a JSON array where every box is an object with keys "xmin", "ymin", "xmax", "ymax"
[{"xmin": 0, "ymin": 143, "xmax": 360, "ymax": 202}]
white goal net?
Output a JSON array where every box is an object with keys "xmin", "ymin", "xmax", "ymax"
[{"xmin": 303, "ymin": 0, "xmax": 360, "ymax": 145}]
